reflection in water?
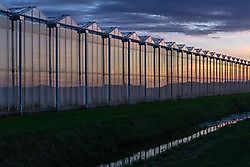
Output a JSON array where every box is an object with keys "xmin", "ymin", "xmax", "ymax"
[{"xmin": 98, "ymin": 112, "xmax": 250, "ymax": 167}]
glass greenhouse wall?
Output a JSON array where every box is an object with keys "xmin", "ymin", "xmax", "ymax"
[{"xmin": 0, "ymin": 5, "xmax": 250, "ymax": 113}]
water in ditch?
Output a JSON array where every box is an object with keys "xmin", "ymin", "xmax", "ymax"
[{"xmin": 97, "ymin": 112, "xmax": 250, "ymax": 167}]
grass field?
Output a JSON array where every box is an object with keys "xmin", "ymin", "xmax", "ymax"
[
  {"xmin": 0, "ymin": 93, "xmax": 250, "ymax": 166},
  {"xmin": 135, "ymin": 119, "xmax": 250, "ymax": 167}
]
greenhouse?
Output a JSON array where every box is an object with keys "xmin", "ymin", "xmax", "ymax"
[{"xmin": 0, "ymin": 4, "xmax": 249, "ymax": 114}]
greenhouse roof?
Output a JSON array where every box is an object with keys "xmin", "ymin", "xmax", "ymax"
[
  {"xmin": 186, "ymin": 47, "xmax": 195, "ymax": 52},
  {"xmin": 177, "ymin": 44, "xmax": 187, "ymax": 51},
  {"xmin": 140, "ymin": 36, "xmax": 155, "ymax": 44},
  {"xmin": 203, "ymin": 50, "xmax": 211, "ymax": 56},
  {"xmin": 82, "ymin": 21, "xmax": 102, "ymax": 32},
  {"xmin": 123, "ymin": 32, "xmax": 140, "ymax": 41},
  {"xmin": 195, "ymin": 49, "xmax": 203, "ymax": 53},
  {"xmin": 10, "ymin": 6, "xmax": 47, "ymax": 19},
  {"xmin": 103, "ymin": 27, "xmax": 124, "ymax": 37},
  {"xmin": 166, "ymin": 42, "xmax": 177, "ymax": 49},
  {"xmin": 154, "ymin": 38, "xmax": 166, "ymax": 46},
  {"xmin": 10, "ymin": 6, "xmax": 36, "ymax": 14}
]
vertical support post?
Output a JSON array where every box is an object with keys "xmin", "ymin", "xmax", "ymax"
[
  {"xmin": 218, "ymin": 58, "xmax": 221, "ymax": 95},
  {"xmin": 121, "ymin": 40, "xmax": 125, "ymax": 103},
  {"xmin": 239, "ymin": 63, "xmax": 240, "ymax": 91},
  {"xmin": 38, "ymin": 18, "xmax": 41, "ymax": 107},
  {"xmin": 247, "ymin": 62, "xmax": 250, "ymax": 91},
  {"xmin": 202, "ymin": 56, "xmax": 205, "ymax": 96},
  {"xmin": 187, "ymin": 51, "xmax": 189, "ymax": 97},
  {"xmin": 170, "ymin": 49, "xmax": 173, "ymax": 98},
  {"xmin": 220, "ymin": 58, "xmax": 222, "ymax": 94},
  {"xmin": 144, "ymin": 44, "xmax": 147, "ymax": 100},
  {"xmin": 221, "ymin": 59, "xmax": 223, "ymax": 94},
  {"xmin": 181, "ymin": 51, "xmax": 184, "ymax": 97},
  {"xmin": 247, "ymin": 64, "xmax": 249, "ymax": 91},
  {"xmin": 224, "ymin": 60, "xmax": 226, "ymax": 93},
  {"xmin": 191, "ymin": 52, "xmax": 193, "ymax": 96},
  {"xmin": 18, "ymin": 19, "xmax": 23, "ymax": 115},
  {"xmin": 231, "ymin": 60, "xmax": 233, "ymax": 93},
  {"xmin": 139, "ymin": 45, "xmax": 142, "ymax": 86},
  {"xmin": 166, "ymin": 48, "xmax": 169, "ymax": 98},
  {"xmin": 219, "ymin": 59, "xmax": 221, "ymax": 94},
  {"xmin": 199, "ymin": 54, "xmax": 201, "ymax": 96},
  {"xmin": 243, "ymin": 63, "xmax": 245, "ymax": 91},
  {"xmin": 47, "ymin": 23, "xmax": 56, "ymax": 109},
  {"xmin": 226, "ymin": 60, "xmax": 228, "ymax": 93},
  {"xmin": 206, "ymin": 56, "xmax": 208, "ymax": 95},
  {"xmin": 48, "ymin": 28, "xmax": 52, "ymax": 92},
  {"xmin": 237, "ymin": 62, "xmax": 238, "ymax": 91},
  {"xmin": 244, "ymin": 62, "xmax": 247, "ymax": 92},
  {"xmin": 128, "ymin": 40, "xmax": 131, "ymax": 104},
  {"xmin": 224, "ymin": 59, "xmax": 226, "ymax": 92},
  {"xmin": 153, "ymin": 46, "xmax": 156, "ymax": 99},
  {"xmin": 158, "ymin": 47, "xmax": 161, "ymax": 99},
  {"xmin": 11, "ymin": 19, "xmax": 15, "ymax": 111},
  {"xmin": 78, "ymin": 32, "xmax": 82, "ymax": 105},
  {"xmin": 85, "ymin": 31, "xmax": 88, "ymax": 107},
  {"xmin": 229, "ymin": 61, "xmax": 231, "ymax": 92},
  {"xmin": 236, "ymin": 62, "xmax": 238, "ymax": 92},
  {"xmin": 210, "ymin": 57, "xmax": 212, "ymax": 95},
  {"xmin": 55, "ymin": 26, "xmax": 59, "ymax": 112},
  {"xmin": 102, "ymin": 36, "xmax": 105, "ymax": 102},
  {"xmin": 232, "ymin": 61, "xmax": 234, "ymax": 92},
  {"xmin": 215, "ymin": 58, "xmax": 218, "ymax": 94},
  {"xmin": 247, "ymin": 64, "xmax": 248, "ymax": 91},
  {"xmin": 139, "ymin": 44, "xmax": 142, "ymax": 100},
  {"xmin": 195, "ymin": 54, "xmax": 198, "ymax": 96},
  {"xmin": 177, "ymin": 51, "xmax": 179, "ymax": 96},
  {"xmin": 241, "ymin": 63, "xmax": 243, "ymax": 91},
  {"xmin": 108, "ymin": 36, "xmax": 111, "ymax": 105},
  {"xmin": 234, "ymin": 62, "xmax": 236, "ymax": 92},
  {"xmin": 214, "ymin": 58, "xmax": 216, "ymax": 94},
  {"xmin": 6, "ymin": 16, "xmax": 10, "ymax": 111},
  {"xmin": 211, "ymin": 57, "xmax": 213, "ymax": 94},
  {"xmin": 240, "ymin": 63, "xmax": 242, "ymax": 91},
  {"xmin": 244, "ymin": 64, "xmax": 246, "ymax": 91}
]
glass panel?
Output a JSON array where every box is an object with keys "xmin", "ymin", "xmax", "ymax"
[
  {"xmin": 177, "ymin": 51, "xmax": 182, "ymax": 98},
  {"xmin": 154, "ymin": 47, "xmax": 160, "ymax": 99},
  {"xmin": 146, "ymin": 45, "xmax": 154, "ymax": 100},
  {"xmin": 86, "ymin": 33, "xmax": 105, "ymax": 105},
  {"xmin": 160, "ymin": 48, "xmax": 167, "ymax": 99},
  {"xmin": 172, "ymin": 50, "xmax": 178, "ymax": 98},
  {"xmin": 130, "ymin": 42, "xmax": 141, "ymax": 102},
  {"xmin": 110, "ymin": 38, "xmax": 125, "ymax": 104},
  {"xmin": 192, "ymin": 54, "xmax": 197, "ymax": 96},
  {"xmin": 182, "ymin": 52, "xmax": 188, "ymax": 97},
  {"xmin": 203, "ymin": 56, "xmax": 207, "ymax": 95},
  {"xmin": 0, "ymin": 15, "xmax": 9, "ymax": 110},
  {"xmin": 40, "ymin": 23, "xmax": 49, "ymax": 108},
  {"xmin": 167, "ymin": 50, "xmax": 171, "ymax": 98}
]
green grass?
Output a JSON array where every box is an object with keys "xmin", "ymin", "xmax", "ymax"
[
  {"xmin": 135, "ymin": 119, "xmax": 250, "ymax": 167},
  {"xmin": 0, "ymin": 93, "xmax": 249, "ymax": 166}
]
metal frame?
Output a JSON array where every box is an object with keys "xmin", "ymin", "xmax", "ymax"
[{"xmin": 0, "ymin": 7, "xmax": 249, "ymax": 113}]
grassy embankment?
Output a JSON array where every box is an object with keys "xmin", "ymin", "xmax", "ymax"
[
  {"xmin": 0, "ymin": 93, "xmax": 249, "ymax": 166},
  {"xmin": 135, "ymin": 119, "xmax": 250, "ymax": 167}
]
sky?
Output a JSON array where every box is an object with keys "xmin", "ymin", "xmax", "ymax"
[{"xmin": 2, "ymin": 0, "xmax": 250, "ymax": 60}]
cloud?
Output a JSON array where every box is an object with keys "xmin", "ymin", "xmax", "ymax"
[{"xmin": 3, "ymin": 0, "xmax": 250, "ymax": 35}]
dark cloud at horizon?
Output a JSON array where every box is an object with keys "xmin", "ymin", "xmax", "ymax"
[{"xmin": 2, "ymin": 0, "xmax": 250, "ymax": 35}]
